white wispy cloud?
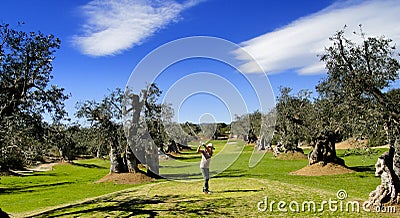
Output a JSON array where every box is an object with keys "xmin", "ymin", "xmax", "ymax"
[
  {"xmin": 73, "ymin": 0, "xmax": 203, "ymax": 56},
  {"xmin": 235, "ymin": 0, "xmax": 400, "ymax": 75}
]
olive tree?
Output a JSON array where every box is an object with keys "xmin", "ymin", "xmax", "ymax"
[
  {"xmin": 307, "ymin": 97, "xmax": 347, "ymax": 165},
  {"xmin": 230, "ymin": 111, "xmax": 262, "ymax": 143},
  {"xmin": 275, "ymin": 87, "xmax": 313, "ymax": 153},
  {"xmin": 318, "ymin": 27, "xmax": 400, "ymax": 205},
  {"xmin": 76, "ymin": 88, "xmax": 134, "ymax": 173},
  {"xmin": 0, "ymin": 23, "xmax": 68, "ymax": 171},
  {"xmin": 231, "ymin": 114, "xmax": 250, "ymax": 141},
  {"xmin": 76, "ymin": 87, "xmax": 168, "ymax": 176},
  {"xmin": 46, "ymin": 124, "xmax": 79, "ymax": 162},
  {"xmin": 122, "ymin": 83, "xmax": 171, "ymax": 177},
  {"xmin": 162, "ymin": 108, "xmax": 194, "ymax": 153}
]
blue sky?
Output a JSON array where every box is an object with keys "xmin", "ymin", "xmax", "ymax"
[{"xmin": 2, "ymin": 0, "xmax": 400, "ymax": 124}]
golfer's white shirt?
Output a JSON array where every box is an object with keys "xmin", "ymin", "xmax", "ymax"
[{"xmin": 200, "ymin": 150, "xmax": 211, "ymax": 168}]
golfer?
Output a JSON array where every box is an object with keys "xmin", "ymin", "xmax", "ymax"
[{"xmin": 197, "ymin": 142, "xmax": 214, "ymax": 194}]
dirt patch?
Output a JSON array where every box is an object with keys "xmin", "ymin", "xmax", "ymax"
[
  {"xmin": 96, "ymin": 172, "xmax": 155, "ymax": 184},
  {"xmin": 335, "ymin": 138, "xmax": 368, "ymax": 149},
  {"xmin": 290, "ymin": 162, "xmax": 355, "ymax": 176},
  {"xmin": 275, "ymin": 152, "xmax": 307, "ymax": 160},
  {"xmin": 28, "ymin": 162, "xmax": 68, "ymax": 172}
]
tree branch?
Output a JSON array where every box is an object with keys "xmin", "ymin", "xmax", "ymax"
[{"xmin": 339, "ymin": 38, "xmax": 354, "ymax": 72}]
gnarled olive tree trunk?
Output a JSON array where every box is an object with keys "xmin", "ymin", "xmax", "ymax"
[
  {"xmin": 166, "ymin": 140, "xmax": 179, "ymax": 153},
  {"xmin": 123, "ymin": 92, "xmax": 159, "ymax": 177},
  {"xmin": 123, "ymin": 94, "xmax": 145, "ymax": 174},
  {"xmin": 124, "ymin": 144, "xmax": 140, "ymax": 173},
  {"xmin": 109, "ymin": 140, "xmax": 125, "ymax": 173},
  {"xmin": 366, "ymin": 123, "xmax": 400, "ymax": 206},
  {"xmin": 308, "ymin": 130, "xmax": 344, "ymax": 166}
]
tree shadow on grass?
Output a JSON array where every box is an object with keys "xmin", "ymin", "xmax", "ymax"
[
  {"xmin": 71, "ymin": 162, "xmax": 107, "ymax": 169},
  {"xmin": 0, "ymin": 181, "xmax": 74, "ymax": 194},
  {"xmin": 159, "ymin": 164, "xmax": 195, "ymax": 169},
  {"xmin": 160, "ymin": 172, "xmax": 203, "ymax": 180},
  {"xmin": 216, "ymin": 188, "xmax": 262, "ymax": 193},
  {"xmin": 214, "ymin": 169, "xmax": 247, "ymax": 178},
  {"xmin": 7, "ymin": 172, "xmax": 59, "ymax": 177},
  {"xmin": 348, "ymin": 165, "xmax": 375, "ymax": 173},
  {"xmin": 161, "ymin": 169, "xmax": 247, "ymax": 180},
  {"xmin": 32, "ymin": 194, "xmax": 231, "ymax": 218},
  {"xmin": 168, "ymin": 197, "xmax": 235, "ymax": 217},
  {"xmin": 37, "ymin": 198, "xmax": 163, "ymax": 218},
  {"xmin": 166, "ymin": 154, "xmax": 199, "ymax": 162}
]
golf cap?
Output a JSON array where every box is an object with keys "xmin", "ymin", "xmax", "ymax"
[{"xmin": 207, "ymin": 143, "xmax": 215, "ymax": 150}]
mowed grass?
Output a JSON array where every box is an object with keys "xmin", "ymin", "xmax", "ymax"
[
  {"xmin": 0, "ymin": 159, "xmax": 136, "ymax": 214},
  {"xmin": 1, "ymin": 140, "xmax": 397, "ymax": 217}
]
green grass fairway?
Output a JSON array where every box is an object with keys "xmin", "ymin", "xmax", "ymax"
[
  {"xmin": 0, "ymin": 159, "xmax": 137, "ymax": 214},
  {"xmin": 1, "ymin": 140, "xmax": 398, "ymax": 217}
]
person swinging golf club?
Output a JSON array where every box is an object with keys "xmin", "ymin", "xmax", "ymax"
[{"xmin": 197, "ymin": 142, "xmax": 214, "ymax": 194}]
